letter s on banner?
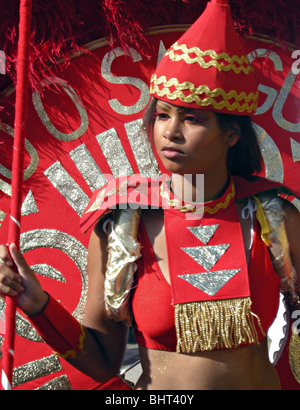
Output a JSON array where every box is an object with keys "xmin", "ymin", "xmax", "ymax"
[{"xmin": 101, "ymin": 47, "xmax": 150, "ymax": 115}]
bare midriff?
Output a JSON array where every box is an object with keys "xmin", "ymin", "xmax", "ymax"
[{"xmin": 135, "ymin": 338, "xmax": 281, "ymax": 390}]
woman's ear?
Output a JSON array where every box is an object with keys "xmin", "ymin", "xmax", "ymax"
[{"xmin": 226, "ymin": 121, "xmax": 240, "ymax": 147}]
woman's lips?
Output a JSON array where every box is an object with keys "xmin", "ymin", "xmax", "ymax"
[{"xmin": 161, "ymin": 146, "xmax": 185, "ymax": 159}]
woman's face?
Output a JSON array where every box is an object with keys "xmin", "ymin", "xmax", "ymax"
[{"xmin": 153, "ymin": 100, "xmax": 237, "ymax": 176}]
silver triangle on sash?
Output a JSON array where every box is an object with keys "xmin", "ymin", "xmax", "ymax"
[
  {"xmin": 179, "ymin": 269, "xmax": 240, "ymax": 296},
  {"xmin": 181, "ymin": 244, "xmax": 229, "ymax": 271},
  {"xmin": 187, "ymin": 225, "xmax": 219, "ymax": 245}
]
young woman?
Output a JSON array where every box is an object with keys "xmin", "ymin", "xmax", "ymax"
[{"xmin": 0, "ymin": 0, "xmax": 300, "ymax": 390}]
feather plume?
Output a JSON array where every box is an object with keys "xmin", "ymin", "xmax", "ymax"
[{"xmin": 0, "ymin": 0, "xmax": 299, "ymax": 95}]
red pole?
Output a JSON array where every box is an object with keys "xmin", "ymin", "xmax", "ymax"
[{"xmin": 1, "ymin": 0, "xmax": 32, "ymax": 391}]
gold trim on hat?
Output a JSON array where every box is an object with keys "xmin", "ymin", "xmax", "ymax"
[
  {"xmin": 150, "ymin": 74, "xmax": 259, "ymax": 113},
  {"xmin": 167, "ymin": 42, "xmax": 254, "ymax": 75}
]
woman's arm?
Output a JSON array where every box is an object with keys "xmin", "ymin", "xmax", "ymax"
[
  {"xmin": 0, "ymin": 222, "xmax": 128, "ymax": 383},
  {"xmin": 74, "ymin": 223, "xmax": 129, "ymax": 382}
]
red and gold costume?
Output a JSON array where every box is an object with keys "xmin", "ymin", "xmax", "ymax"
[
  {"xmin": 2, "ymin": 0, "xmax": 299, "ymax": 390},
  {"xmin": 81, "ymin": 174, "xmax": 300, "ymax": 354}
]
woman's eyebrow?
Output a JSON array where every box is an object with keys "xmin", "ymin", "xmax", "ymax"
[
  {"xmin": 156, "ymin": 102, "xmax": 172, "ymax": 110},
  {"xmin": 156, "ymin": 102, "xmax": 205, "ymax": 116},
  {"xmin": 176, "ymin": 107, "xmax": 203, "ymax": 115}
]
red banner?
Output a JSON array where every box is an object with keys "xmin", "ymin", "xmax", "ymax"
[{"xmin": 0, "ymin": 27, "xmax": 299, "ymax": 389}]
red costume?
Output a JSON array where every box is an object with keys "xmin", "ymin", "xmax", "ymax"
[
  {"xmin": 17, "ymin": 0, "xmax": 300, "ymax": 390},
  {"xmin": 26, "ymin": 172, "xmax": 300, "ymax": 388},
  {"xmin": 132, "ymin": 179, "xmax": 282, "ymax": 352},
  {"xmin": 81, "ymin": 175, "xmax": 299, "ymax": 347}
]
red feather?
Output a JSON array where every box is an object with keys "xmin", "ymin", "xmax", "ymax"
[{"xmin": 0, "ymin": 0, "xmax": 299, "ymax": 96}]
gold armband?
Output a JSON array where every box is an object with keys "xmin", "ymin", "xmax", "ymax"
[{"xmin": 104, "ymin": 209, "xmax": 141, "ymax": 325}]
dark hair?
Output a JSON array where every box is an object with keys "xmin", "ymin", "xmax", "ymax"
[
  {"xmin": 143, "ymin": 98, "xmax": 263, "ymax": 177},
  {"xmin": 215, "ymin": 112, "xmax": 263, "ymax": 176}
]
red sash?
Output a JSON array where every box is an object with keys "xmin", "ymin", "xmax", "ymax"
[
  {"xmin": 163, "ymin": 182, "xmax": 249, "ymax": 304},
  {"xmin": 161, "ymin": 179, "xmax": 263, "ymax": 353}
]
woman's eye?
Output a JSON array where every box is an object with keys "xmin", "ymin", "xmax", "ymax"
[
  {"xmin": 184, "ymin": 115, "xmax": 203, "ymax": 124},
  {"xmin": 153, "ymin": 112, "xmax": 169, "ymax": 120}
]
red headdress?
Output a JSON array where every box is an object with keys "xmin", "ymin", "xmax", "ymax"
[{"xmin": 150, "ymin": 0, "xmax": 259, "ymax": 115}]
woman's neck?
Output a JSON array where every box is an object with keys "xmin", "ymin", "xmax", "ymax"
[{"xmin": 171, "ymin": 173, "xmax": 230, "ymax": 203}]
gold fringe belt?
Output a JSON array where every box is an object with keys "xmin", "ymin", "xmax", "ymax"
[{"xmin": 174, "ymin": 297, "xmax": 264, "ymax": 353}]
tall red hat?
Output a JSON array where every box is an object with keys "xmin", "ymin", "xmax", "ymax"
[{"xmin": 150, "ymin": 0, "xmax": 259, "ymax": 115}]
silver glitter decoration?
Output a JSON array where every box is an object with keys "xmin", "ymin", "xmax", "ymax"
[
  {"xmin": 0, "ymin": 122, "xmax": 39, "ymax": 181},
  {"xmin": 125, "ymin": 119, "xmax": 160, "ymax": 178},
  {"xmin": 96, "ymin": 128, "xmax": 133, "ymax": 177},
  {"xmin": 157, "ymin": 40, "xmax": 167, "ymax": 66},
  {"xmin": 248, "ymin": 49, "xmax": 282, "ymax": 117},
  {"xmin": 0, "ymin": 177, "xmax": 11, "ymax": 196},
  {"xmin": 70, "ymin": 143, "xmax": 108, "ymax": 191},
  {"xmin": 0, "ymin": 229, "xmax": 89, "ymax": 388},
  {"xmin": 187, "ymin": 225, "xmax": 219, "ymax": 245},
  {"xmin": 21, "ymin": 190, "xmax": 39, "ymax": 216},
  {"xmin": 0, "ymin": 210, "xmax": 6, "ymax": 226},
  {"xmin": 15, "ymin": 310, "xmax": 43, "ymax": 343},
  {"xmin": 12, "ymin": 355, "xmax": 62, "ymax": 388},
  {"xmin": 32, "ymin": 80, "xmax": 89, "ymax": 141},
  {"xmin": 101, "ymin": 47, "xmax": 150, "ymax": 115},
  {"xmin": 179, "ymin": 269, "xmax": 240, "ymax": 296},
  {"xmin": 181, "ymin": 244, "xmax": 230, "ymax": 271},
  {"xmin": 0, "ymin": 227, "xmax": 88, "ymax": 346},
  {"xmin": 291, "ymin": 137, "xmax": 300, "ymax": 163},
  {"xmin": 292, "ymin": 198, "xmax": 300, "ymax": 212},
  {"xmin": 36, "ymin": 375, "xmax": 72, "ymax": 390},
  {"xmin": 273, "ymin": 70, "xmax": 300, "ymax": 132},
  {"xmin": 0, "ymin": 296, "xmax": 43, "ymax": 343},
  {"xmin": 255, "ymin": 123, "xmax": 284, "ymax": 183},
  {"xmin": 20, "ymin": 229, "xmax": 88, "ymax": 322},
  {"xmin": 44, "ymin": 161, "xmax": 90, "ymax": 216},
  {"xmin": 248, "ymin": 48, "xmax": 283, "ymax": 71},
  {"xmin": 254, "ymin": 84, "xmax": 278, "ymax": 116},
  {"xmin": 31, "ymin": 264, "xmax": 66, "ymax": 283}
]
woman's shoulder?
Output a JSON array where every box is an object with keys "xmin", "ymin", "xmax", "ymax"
[{"xmin": 233, "ymin": 175, "xmax": 300, "ymax": 201}]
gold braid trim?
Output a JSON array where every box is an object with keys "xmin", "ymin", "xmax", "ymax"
[
  {"xmin": 150, "ymin": 74, "xmax": 259, "ymax": 113},
  {"xmin": 160, "ymin": 181, "xmax": 235, "ymax": 215},
  {"xmin": 55, "ymin": 324, "xmax": 86, "ymax": 359},
  {"xmin": 289, "ymin": 327, "xmax": 300, "ymax": 384},
  {"xmin": 166, "ymin": 42, "xmax": 254, "ymax": 75},
  {"xmin": 174, "ymin": 298, "xmax": 264, "ymax": 353}
]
